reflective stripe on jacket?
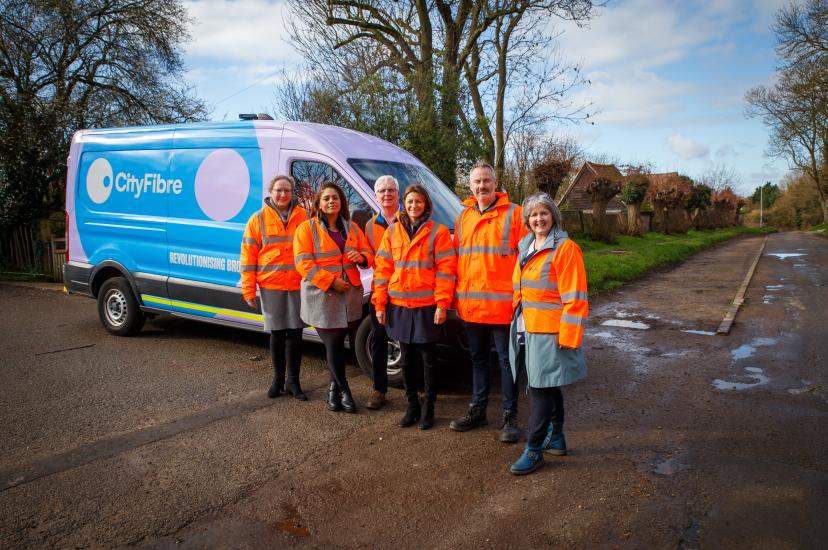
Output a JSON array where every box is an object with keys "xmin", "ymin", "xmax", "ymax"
[
  {"xmin": 240, "ymin": 203, "xmax": 308, "ymax": 301},
  {"xmin": 454, "ymin": 192, "xmax": 527, "ymax": 324},
  {"xmin": 512, "ymin": 231, "xmax": 588, "ymax": 348},
  {"xmin": 371, "ymin": 219, "xmax": 457, "ymax": 312},
  {"xmin": 293, "ymin": 216, "xmax": 373, "ymax": 291},
  {"xmin": 364, "ymin": 212, "xmax": 397, "ymax": 255}
]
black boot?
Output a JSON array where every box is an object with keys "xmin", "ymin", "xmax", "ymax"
[
  {"xmin": 267, "ymin": 364, "xmax": 285, "ymax": 398},
  {"xmin": 326, "ymin": 382, "xmax": 342, "ymax": 411},
  {"xmin": 400, "ymin": 395, "xmax": 421, "ymax": 427},
  {"xmin": 418, "ymin": 397, "xmax": 434, "ymax": 430},
  {"xmin": 340, "ymin": 384, "xmax": 356, "ymax": 414},
  {"xmin": 285, "ymin": 363, "xmax": 307, "ymax": 401}
]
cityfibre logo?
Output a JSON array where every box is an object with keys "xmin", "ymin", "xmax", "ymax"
[{"xmin": 85, "ymin": 157, "xmax": 183, "ymax": 204}]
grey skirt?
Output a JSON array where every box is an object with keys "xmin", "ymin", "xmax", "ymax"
[{"xmin": 261, "ymin": 288, "xmax": 304, "ymax": 331}]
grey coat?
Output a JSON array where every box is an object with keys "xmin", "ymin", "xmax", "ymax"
[
  {"xmin": 509, "ymin": 229, "xmax": 587, "ymax": 388},
  {"xmin": 299, "ymin": 216, "xmax": 365, "ymax": 329}
]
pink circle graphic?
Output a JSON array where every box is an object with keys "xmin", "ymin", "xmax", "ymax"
[{"xmin": 194, "ymin": 149, "xmax": 250, "ymax": 221}]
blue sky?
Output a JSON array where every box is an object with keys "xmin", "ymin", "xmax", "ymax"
[{"xmin": 181, "ymin": 0, "xmax": 789, "ymax": 196}]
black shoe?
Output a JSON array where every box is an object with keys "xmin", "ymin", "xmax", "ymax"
[
  {"xmin": 399, "ymin": 398, "xmax": 421, "ymax": 428},
  {"xmin": 418, "ymin": 399, "xmax": 434, "ymax": 430},
  {"xmin": 267, "ymin": 378, "xmax": 284, "ymax": 398},
  {"xmin": 499, "ymin": 410, "xmax": 520, "ymax": 443},
  {"xmin": 340, "ymin": 390, "xmax": 356, "ymax": 414},
  {"xmin": 326, "ymin": 383, "xmax": 342, "ymax": 412},
  {"xmin": 449, "ymin": 405, "xmax": 487, "ymax": 432},
  {"xmin": 285, "ymin": 380, "xmax": 308, "ymax": 401}
]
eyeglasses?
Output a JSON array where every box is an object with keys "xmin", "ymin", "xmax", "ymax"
[{"xmin": 376, "ymin": 188, "xmax": 398, "ymax": 194}]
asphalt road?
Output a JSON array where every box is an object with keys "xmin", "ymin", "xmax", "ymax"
[{"xmin": 1, "ymin": 230, "xmax": 826, "ymax": 548}]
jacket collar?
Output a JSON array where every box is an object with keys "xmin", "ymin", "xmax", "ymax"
[
  {"xmin": 462, "ymin": 191, "xmax": 510, "ymax": 213},
  {"xmin": 517, "ymin": 226, "xmax": 569, "ymax": 261}
]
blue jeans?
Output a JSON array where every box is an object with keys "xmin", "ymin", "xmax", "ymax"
[{"xmin": 464, "ymin": 321, "xmax": 517, "ymax": 413}]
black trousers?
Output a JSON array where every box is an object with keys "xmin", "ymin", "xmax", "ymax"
[
  {"xmin": 269, "ymin": 328, "xmax": 303, "ymax": 377},
  {"xmin": 369, "ymin": 303, "xmax": 389, "ymax": 393},
  {"xmin": 399, "ymin": 341, "xmax": 438, "ymax": 403},
  {"xmin": 316, "ymin": 322, "xmax": 359, "ymax": 391},
  {"xmin": 526, "ymin": 386, "xmax": 565, "ymax": 448}
]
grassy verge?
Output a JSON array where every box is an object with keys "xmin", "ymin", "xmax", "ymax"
[
  {"xmin": 810, "ymin": 222, "xmax": 828, "ymax": 237},
  {"xmin": 573, "ymin": 227, "xmax": 775, "ymax": 296}
]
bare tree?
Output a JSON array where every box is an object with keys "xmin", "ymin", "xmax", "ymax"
[
  {"xmin": 286, "ymin": 1, "xmax": 596, "ymax": 188},
  {"xmin": 586, "ymin": 176, "xmax": 621, "ymax": 242},
  {"xmin": 0, "ymin": 0, "xmax": 207, "ymax": 227},
  {"xmin": 746, "ymin": 0, "xmax": 828, "ymax": 222}
]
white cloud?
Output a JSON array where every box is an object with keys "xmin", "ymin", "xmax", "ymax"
[
  {"xmin": 667, "ymin": 135, "xmax": 710, "ymax": 160},
  {"xmin": 575, "ymin": 69, "xmax": 689, "ymax": 125},
  {"xmin": 183, "ymin": 0, "xmax": 296, "ymax": 64}
]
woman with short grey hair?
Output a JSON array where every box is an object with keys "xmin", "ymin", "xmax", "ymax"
[{"xmin": 508, "ymin": 192, "xmax": 588, "ymax": 475}]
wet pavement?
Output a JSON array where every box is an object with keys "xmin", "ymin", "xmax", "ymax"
[{"xmin": 1, "ymin": 231, "xmax": 826, "ymax": 548}]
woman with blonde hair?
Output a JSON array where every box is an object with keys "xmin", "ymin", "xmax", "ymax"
[{"xmin": 241, "ymin": 175, "xmax": 308, "ymax": 400}]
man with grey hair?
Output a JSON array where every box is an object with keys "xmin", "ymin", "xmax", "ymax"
[
  {"xmin": 451, "ymin": 161, "xmax": 527, "ymax": 442},
  {"xmin": 363, "ymin": 175, "xmax": 401, "ymax": 410}
]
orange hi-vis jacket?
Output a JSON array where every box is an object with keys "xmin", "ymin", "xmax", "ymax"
[
  {"xmin": 293, "ymin": 216, "xmax": 373, "ymax": 291},
  {"xmin": 364, "ymin": 211, "xmax": 399, "ymax": 292},
  {"xmin": 512, "ymin": 233, "xmax": 588, "ymax": 348},
  {"xmin": 240, "ymin": 202, "xmax": 308, "ymax": 302},
  {"xmin": 371, "ymin": 219, "xmax": 457, "ymax": 312},
  {"xmin": 454, "ymin": 192, "xmax": 527, "ymax": 324},
  {"xmin": 364, "ymin": 211, "xmax": 398, "ymax": 255}
]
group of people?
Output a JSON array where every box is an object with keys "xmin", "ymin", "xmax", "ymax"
[{"xmin": 240, "ymin": 161, "xmax": 588, "ymax": 475}]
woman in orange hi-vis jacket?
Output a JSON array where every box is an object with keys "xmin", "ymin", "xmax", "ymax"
[
  {"xmin": 507, "ymin": 192, "xmax": 588, "ymax": 475},
  {"xmin": 241, "ymin": 175, "xmax": 309, "ymax": 400},
  {"xmin": 372, "ymin": 184, "xmax": 457, "ymax": 429},
  {"xmin": 293, "ymin": 182, "xmax": 372, "ymax": 414}
]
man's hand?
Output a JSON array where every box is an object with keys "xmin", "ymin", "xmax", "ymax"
[
  {"xmin": 376, "ymin": 310, "xmax": 386, "ymax": 325},
  {"xmin": 434, "ymin": 307, "xmax": 446, "ymax": 325},
  {"xmin": 246, "ymin": 298, "xmax": 257, "ymax": 309}
]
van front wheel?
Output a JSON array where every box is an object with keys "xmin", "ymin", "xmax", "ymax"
[
  {"xmin": 354, "ymin": 314, "xmax": 404, "ymax": 389},
  {"xmin": 98, "ymin": 277, "xmax": 145, "ymax": 336}
]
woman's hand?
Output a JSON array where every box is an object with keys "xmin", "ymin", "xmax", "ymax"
[
  {"xmin": 376, "ymin": 310, "xmax": 386, "ymax": 326},
  {"xmin": 434, "ymin": 307, "xmax": 446, "ymax": 325},
  {"xmin": 245, "ymin": 298, "xmax": 257, "ymax": 309},
  {"xmin": 346, "ymin": 250, "xmax": 364, "ymax": 264},
  {"xmin": 330, "ymin": 277, "xmax": 350, "ymax": 293}
]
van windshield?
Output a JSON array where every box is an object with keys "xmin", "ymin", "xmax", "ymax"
[{"xmin": 348, "ymin": 159, "xmax": 463, "ymax": 230}]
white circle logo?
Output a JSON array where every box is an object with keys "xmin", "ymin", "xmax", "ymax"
[
  {"xmin": 194, "ymin": 149, "xmax": 250, "ymax": 221},
  {"xmin": 86, "ymin": 158, "xmax": 113, "ymax": 204}
]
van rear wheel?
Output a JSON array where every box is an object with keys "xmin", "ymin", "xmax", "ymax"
[
  {"xmin": 98, "ymin": 276, "xmax": 145, "ymax": 336},
  {"xmin": 354, "ymin": 314, "xmax": 404, "ymax": 388}
]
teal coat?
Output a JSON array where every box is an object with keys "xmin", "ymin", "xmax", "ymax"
[{"xmin": 509, "ymin": 229, "xmax": 587, "ymax": 388}]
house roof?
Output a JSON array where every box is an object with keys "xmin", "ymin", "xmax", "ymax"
[{"xmin": 559, "ymin": 161, "xmax": 625, "ymax": 213}]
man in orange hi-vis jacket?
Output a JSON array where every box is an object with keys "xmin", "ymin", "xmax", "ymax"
[{"xmin": 449, "ymin": 161, "xmax": 528, "ymax": 442}]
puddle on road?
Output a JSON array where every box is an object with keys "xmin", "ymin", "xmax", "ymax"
[
  {"xmin": 653, "ymin": 458, "xmax": 688, "ymax": 476},
  {"xmin": 713, "ymin": 366, "xmax": 769, "ymax": 391},
  {"xmin": 270, "ymin": 504, "xmax": 310, "ymax": 538},
  {"xmin": 682, "ymin": 329, "xmax": 715, "ymax": 336},
  {"xmin": 731, "ymin": 344, "xmax": 755, "ymax": 360},
  {"xmin": 765, "ymin": 284, "xmax": 783, "ymax": 290},
  {"xmin": 767, "ymin": 252, "xmax": 806, "ymax": 260},
  {"xmin": 601, "ymin": 319, "xmax": 650, "ymax": 330}
]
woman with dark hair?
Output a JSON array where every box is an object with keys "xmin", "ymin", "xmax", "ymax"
[
  {"xmin": 508, "ymin": 192, "xmax": 588, "ymax": 475},
  {"xmin": 294, "ymin": 182, "xmax": 372, "ymax": 413},
  {"xmin": 372, "ymin": 184, "xmax": 457, "ymax": 429},
  {"xmin": 241, "ymin": 175, "xmax": 308, "ymax": 400}
]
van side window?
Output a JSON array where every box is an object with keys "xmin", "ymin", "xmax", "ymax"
[{"xmin": 291, "ymin": 160, "xmax": 372, "ymax": 229}]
